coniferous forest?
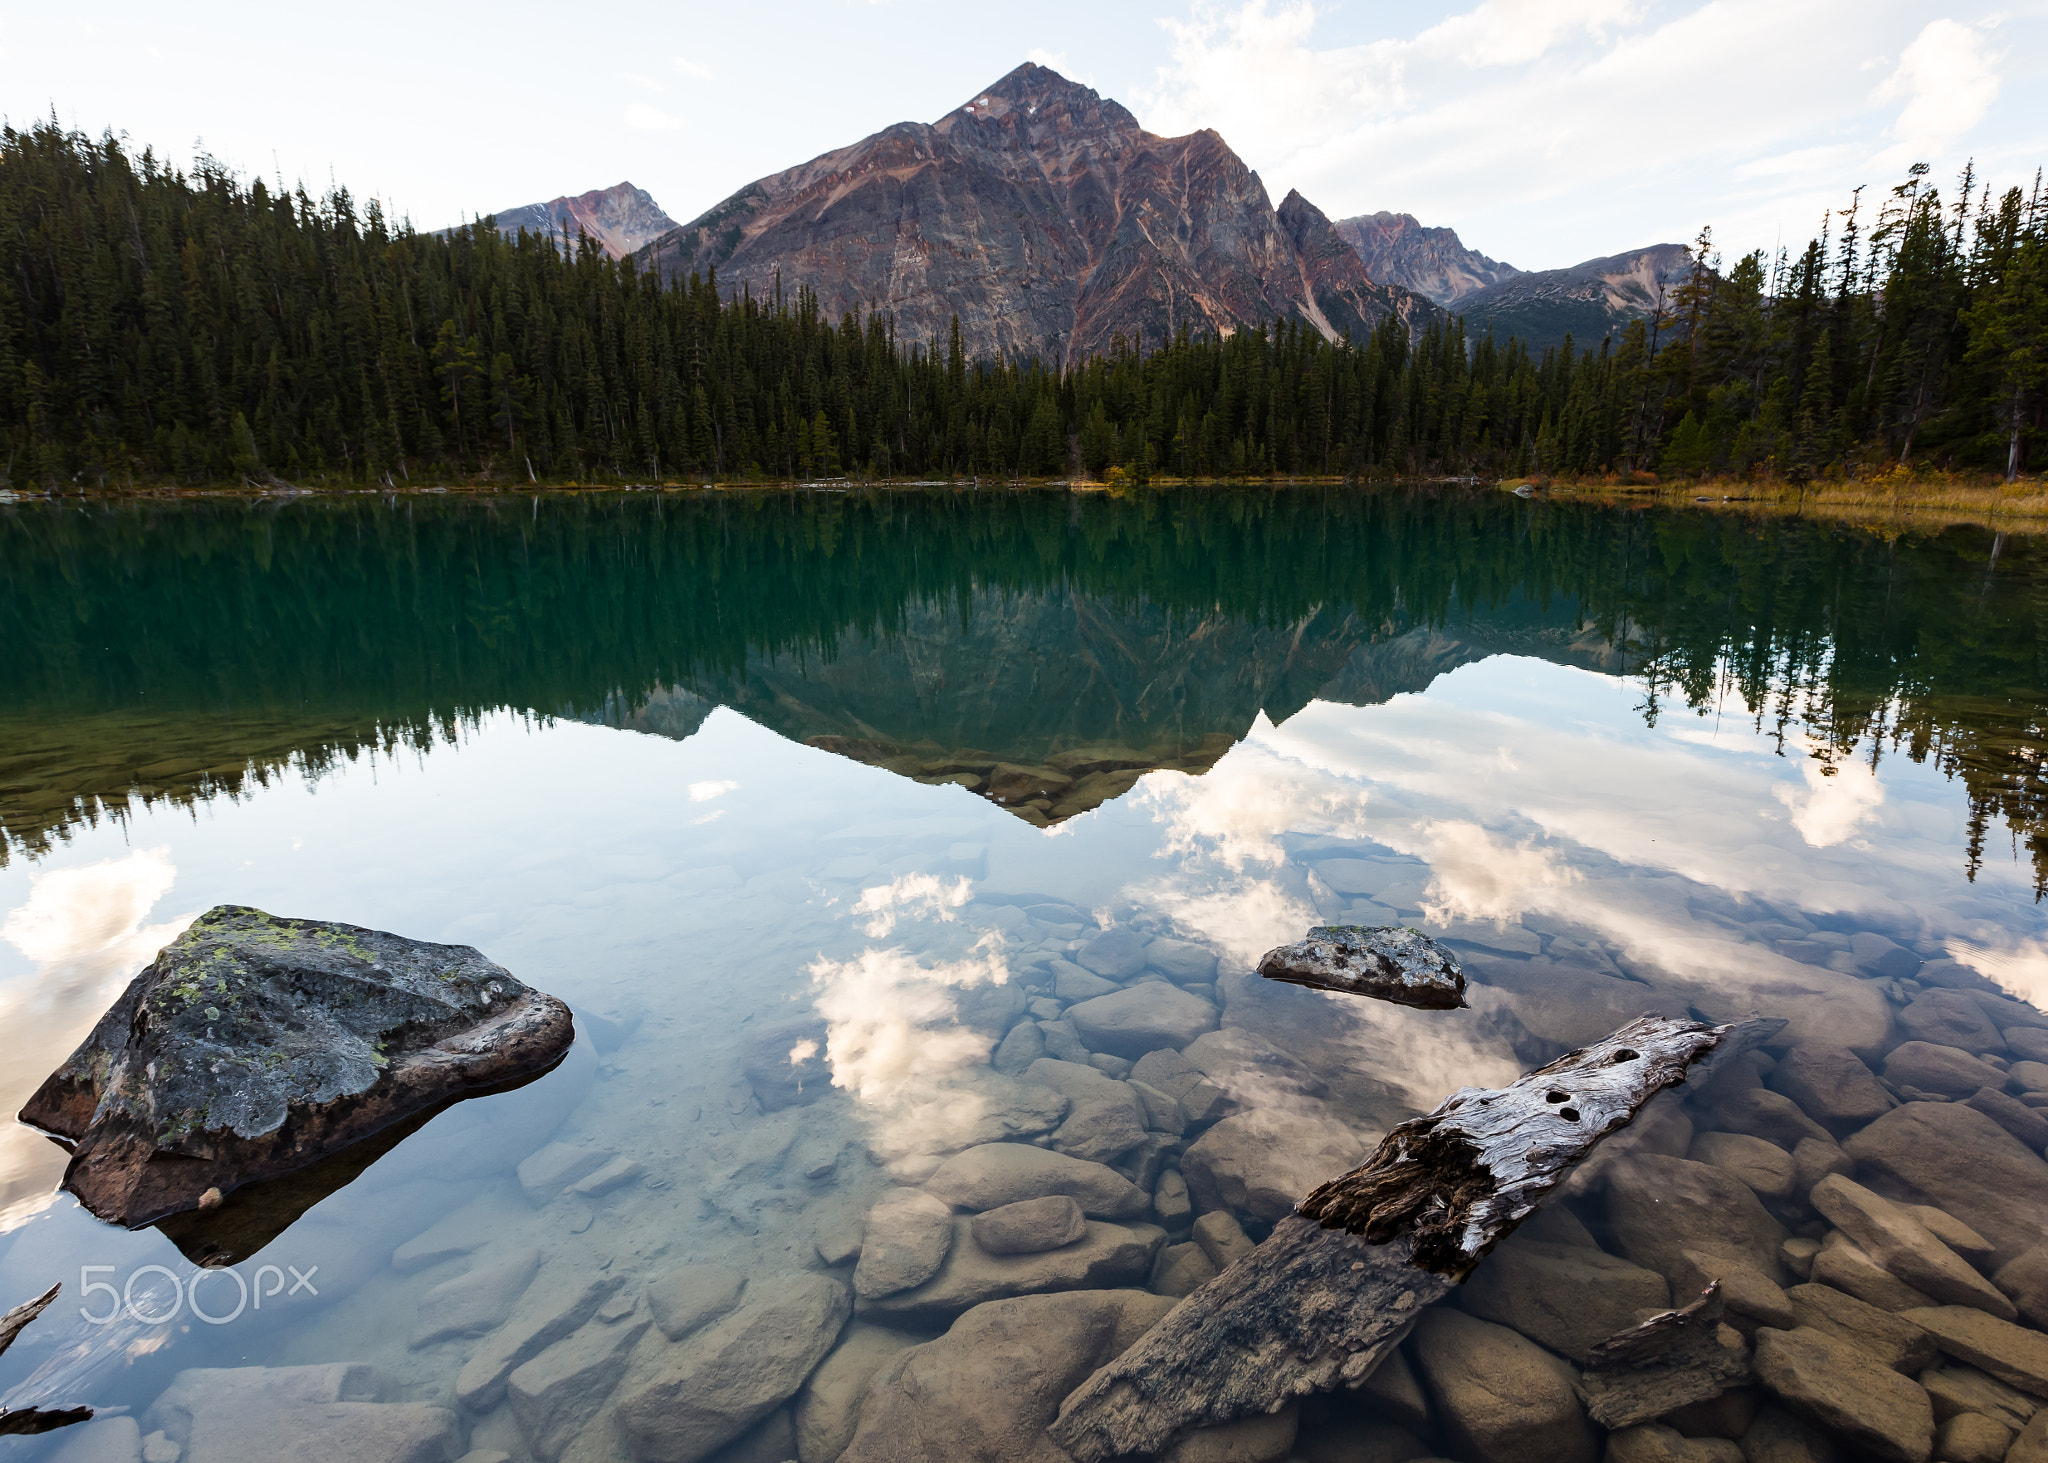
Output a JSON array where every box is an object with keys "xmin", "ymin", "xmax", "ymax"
[{"xmin": 2, "ymin": 118, "xmax": 2042, "ymax": 490}]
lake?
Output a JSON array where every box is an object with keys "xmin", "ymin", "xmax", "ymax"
[{"xmin": 2, "ymin": 487, "xmax": 2045, "ymax": 1463}]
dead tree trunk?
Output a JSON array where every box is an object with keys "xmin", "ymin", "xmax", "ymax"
[{"xmin": 1050, "ymin": 1014, "xmax": 1775, "ymax": 1461}]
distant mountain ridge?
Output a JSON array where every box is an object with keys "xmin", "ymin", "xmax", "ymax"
[
  {"xmin": 630, "ymin": 63, "xmax": 1441, "ymax": 364},
  {"xmin": 467, "ymin": 182, "xmax": 678, "ymax": 261},
  {"xmin": 1455, "ymin": 243, "xmax": 1695, "ymax": 352},
  {"xmin": 1330, "ymin": 211, "xmax": 1520, "ymax": 306}
]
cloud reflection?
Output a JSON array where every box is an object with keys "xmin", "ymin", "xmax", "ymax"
[
  {"xmin": 0, "ymin": 848, "xmax": 196, "ymax": 1229},
  {"xmin": 807, "ymin": 939, "xmax": 1010, "ymax": 1177}
]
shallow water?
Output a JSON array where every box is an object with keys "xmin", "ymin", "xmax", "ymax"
[{"xmin": 1, "ymin": 488, "xmax": 2046, "ymax": 1463}]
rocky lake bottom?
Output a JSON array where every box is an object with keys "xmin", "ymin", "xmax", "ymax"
[{"xmin": 1, "ymin": 488, "xmax": 2046, "ymax": 1463}]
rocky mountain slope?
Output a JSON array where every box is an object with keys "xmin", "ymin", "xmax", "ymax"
[
  {"xmin": 631, "ymin": 63, "xmax": 1439, "ymax": 363},
  {"xmin": 471, "ymin": 183, "xmax": 678, "ymax": 261},
  {"xmin": 1330, "ymin": 212, "xmax": 1520, "ymax": 306},
  {"xmin": 1455, "ymin": 243, "xmax": 1696, "ymax": 352}
]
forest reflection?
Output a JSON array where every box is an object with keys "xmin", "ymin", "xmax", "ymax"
[{"xmin": 1, "ymin": 488, "xmax": 2041, "ymax": 890}]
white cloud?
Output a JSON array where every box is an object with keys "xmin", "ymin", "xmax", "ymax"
[
  {"xmin": 624, "ymin": 71, "xmax": 663, "ymax": 93},
  {"xmin": 687, "ymin": 779, "xmax": 737, "ymax": 801},
  {"xmin": 1874, "ymin": 19, "xmax": 2003, "ymax": 161},
  {"xmin": 1134, "ymin": 0, "xmax": 2023, "ymax": 269},
  {"xmin": 673, "ymin": 55, "xmax": 713, "ymax": 80},
  {"xmin": 1414, "ymin": 0, "xmax": 1641, "ymax": 67},
  {"xmin": 625, "ymin": 102, "xmax": 684, "ymax": 133},
  {"xmin": 1414, "ymin": 818, "xmax": 1579, "ymax": 921}
]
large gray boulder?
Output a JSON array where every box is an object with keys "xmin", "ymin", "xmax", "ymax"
[
  {"xmin": 1410, "ymin": 1309, "xmax": 1598, "ymax": 1463},
  {"xmin": 839, "ymin": 1289, "xmax": 1174, "ymax": 1463},
  {"xmin": 614, "ymin": 1274, "xmax": 851, "ymax": 1463},
  {"xmin": 923, "ymin": 1143, "xmax": 1149, "ymax": 1219},
  {"xmin": 19, "ymin": 905, "xmax": 573, "ymax": 1229},
  {"xmin": 1077, "ymin": 929, "xmax": 1151, "ymax": 980}
]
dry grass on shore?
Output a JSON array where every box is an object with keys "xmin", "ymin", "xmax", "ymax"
[{"xmin": 1525, "ymin": 468, "xmax": 2048, "ymax": 536}]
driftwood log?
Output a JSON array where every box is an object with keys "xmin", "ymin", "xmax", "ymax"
[
  {"xmin": 0, "ymin": 1284, "xmax": 92, "ymax": 1437},
  {"xmin": 0, "ymin": 1285, "xmax": 58, "ymax": 1360},
  {"xmin": 1256, "ymin": 926, "xmax": 1466, "ymax": 1010},
  {"xmin": 1578, "ymin": 1281, "xmax": 1751, "ymax": 1428},
  {"xmin": 1050, "ymin": 1014, "xmax": 1772, "ymax": 1461}
]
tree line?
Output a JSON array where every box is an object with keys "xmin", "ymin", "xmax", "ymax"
[{"xmin": 2, "ymin": 118, "xmax": 2041, "ymax": 489}]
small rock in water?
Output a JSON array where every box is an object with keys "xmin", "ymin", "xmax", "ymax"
[
  {"xmin": 1769, "ymin": 1045, "xmax": 1896, "ymax": 1137},
  {"xmin": 454, "ymin": 1268, "xmax": 623, "ymax": 1411},
  {"xmin": 517, "ymin": 1143, "xmax": 614, "ymax": 1204},
  {"xmin": 970, "ymin": 1195, "xmax": 1087, "ymax": 1255},
  {"xmin": 1181, "ymin": 1109, "xmax": 1365, "ymax": 1223},
  {"xmin": 854, "ymin": 1189, "xmax": 956, "ymax": 1299},
  {"xmin": 1190, "ymin": 1211, "xmax": 1255, "ymax": 1272},
  {"xmin": 923, "ymin": 1142, "xmax": 1149, "ymax": 1219},
  {"xmin": 645, "ymin": 1264, "xmax": 746, "ymax": 1342},
  {"xmin": 1076, "ymin": 928, "xmax": 1150, "ymax": 980},
  {"xmin": 1411, "ymin": 1309, "xmax": 1598, "ymax": 1463},
  {"xmin": 507, "ymin": 1309, "xmax": 652, "ymax": 1461},
  {"xmin": 1785, "ymin": 1282, "xmax": 1937, "ymax": 1373},
  {"xmin": 1255, "ymin": 925, "xmax": 1467, "ymax": 1010},
  {"xmin": 1689, "ymin": 1132, "xmax": 1798, "ymax": 1200},
  {"xmin": 1901, "ymin": 1305, "xmax": 2048, "ymax": 1396},
  {"xmin": 1845, "ymin": 1103, "xmax": 2048, "ymax": 1267},
  {"xmin": 1153, "ymin": 1168, "xmax": 1192, "ymax": 1231},
  {"xmin": 1809, "ymin": 1176, "xmax": 2016, "ymax": 1319},
  {"xmin": 1883, "ymin": 1043, "xmax": 2009, "ymax": 1099},
  {"xmin": 1918, "ymin": 1362, "xmax": 2039, "ymax": 1432},
  {"xmin": 613, "ymin": 1274, "xmax": 852, "ymax": 1463},
  {"xmin": 566, "ymin": 1155, "xmax": 644, "ymax": 1197},
  {"xmin": 1967, "ymin": 1087, "xmax": 2048, "ymax": 1150},
  {"xmin": 1151, "ymin": 1241, "xmax": 1218, "ymax": 1298},
  {"xmin": 409, "ymin": 1247, "xmax": 540, "ymax": 1348},
  {"xmin": 1604, "ymin": 1423, "xmax": 1745, "ymax": 1462},
  {"xmin": 1751, "ymin": 1325, "xmax": 1934, "ymax": 1463},
  {"xmin": 794, "ymin": 1323, "xmax": 922, "ymax": 1463},
  {"xmin": 1812, "ymin": 1231, "xmax": 1938, "ymax": 1312},
  {"xmin": 18, "ymin": 904, "xmax": 574, "ymax": 1229},
  {"xmin": 1065, "ymin": 984, "xmax": 1219, "ymax": 1058},
  {"xmin": 1458, "ymin": 1237, "xmax": 1672, "ymax": 1362},
  {"xmin": 1936, "ymin": 1411, "xmax": 2015, "ymax": 1463}
]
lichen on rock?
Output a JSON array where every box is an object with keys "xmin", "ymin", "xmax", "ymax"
[{"xmin": 18, "ymin": 904, "xmax": 574, "ymax": 1229}]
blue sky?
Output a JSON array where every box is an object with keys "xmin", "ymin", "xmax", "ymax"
[{"xmin": 5, "ymin": 0, "xmax": 2043, "ymax": 271}]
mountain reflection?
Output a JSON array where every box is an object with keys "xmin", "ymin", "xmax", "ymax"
[{"xmin": 2, "ymin": 489, "xmax": 2043, "ymax": 889}]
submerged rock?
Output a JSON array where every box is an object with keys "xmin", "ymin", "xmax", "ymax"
[
  {"xmin": 923, "ymin": 1143, "xmax": 1149, "ymax": 1219},
  {"xmin": 613, "ymin": 1274, "xmax": 851, "ymax": 1463},
  {"xmin": 854, "ymin": 1216, "xmax": 1156, "ymax": 1321},
  {"xmin": 1752, "ymin": 1325, "xmax": 1934, "ymax": 1463},
  {"xmin": 839, "ymin": 1289, "xmax": 1174, "ymax": 1463},
  {"xmin": 1411, "ymin": 1309, "xmax": 1598, "ymax": 1463},
  {"xmin": 19, "ymin": 905, "xmax": 574, "ymax": 1228},
  {"xmin": 1256, "ymin": 925, "xmax": 1467, "ymax": 1010}
]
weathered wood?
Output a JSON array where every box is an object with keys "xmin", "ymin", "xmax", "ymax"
[
  {"xmin": 1256, "ymin": 925, "xmax": 1466, "ymax": 1010},
  {"xmin": 0, "ymin": 1406, "xmax": 93, "ymax": 1437},
  {"xmin": 1578, "ymin": 1281, "xmax": 1751, "ymax": 1428},
  {"xmin": 0, "ymin": 1285, "xmax": 59, "ymax": 1360},
  {"xmin": 1050, "ymin": 1015, "xmax": 1768, "ymax": 1462},
  {"xmin": 1300, "ymin": 1015, "xmax": 1763, "ymax": 1276}
]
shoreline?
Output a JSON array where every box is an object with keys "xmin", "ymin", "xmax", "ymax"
[{"xmin": 8, "ymin": 471, "xmax": 2046, "ymax": 537}]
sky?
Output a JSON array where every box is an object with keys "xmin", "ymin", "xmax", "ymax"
[{"xmin": 5, "ymin": 0, "xmax": 2044, "ymax": 271}]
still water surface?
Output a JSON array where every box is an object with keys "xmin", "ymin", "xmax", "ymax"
[{"xmin": 1, "ymin": 489, "xmax": 2046, "ymax": 1463}]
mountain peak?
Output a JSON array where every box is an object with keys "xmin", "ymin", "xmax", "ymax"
[
  {"xmin": 936, "ymin": 61, "xmax": 1139, "ymax": 140},
  {"xmin": 1331, "ymin": 211, "xmax": 1519, "ymax": 306},
  {"xmin": 460, "ymin": 182, "xmax": 677, "ymax": 261}
]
